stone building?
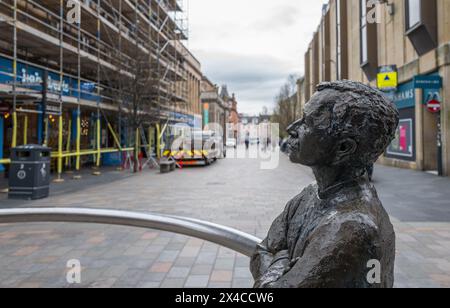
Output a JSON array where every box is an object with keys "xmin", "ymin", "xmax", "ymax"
[
  {"xmin": 299, "ymin": 0, "xmax": 450, "ymax": 176},
  {"xmin": 0, "ymin": 0, "xmax": 201, "ymax": 174}
]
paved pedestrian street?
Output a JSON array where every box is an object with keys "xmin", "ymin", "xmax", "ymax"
[{"xmin": 0, "ymin": 149, "xmax": 449, "ymax": 288}]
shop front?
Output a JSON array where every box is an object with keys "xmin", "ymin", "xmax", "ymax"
[
  {"xmin": 385, "ymin": 80, "xmax": 416, "ymax": 162},
  {"xmin": 382, "ymin": 72, "xmax": 443, "ymax": 172}
]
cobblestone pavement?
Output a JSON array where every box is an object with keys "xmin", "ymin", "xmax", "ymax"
[{"xmin": 0, "ymin": 147, "xmax": 449, "ymax": 288}]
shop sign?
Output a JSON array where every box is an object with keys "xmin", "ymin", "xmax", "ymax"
[
  {"xmin": 414, "ymin": 75, "xmax": 442, "ymax": 89},
  {"xmin": 377, "ymin": 65, "xmax": 398, "ymax": 91}
]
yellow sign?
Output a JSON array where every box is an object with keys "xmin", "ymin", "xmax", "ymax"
[{"xmin": 377, "ymin": 71, "xmax": 398, "ymax": 90}]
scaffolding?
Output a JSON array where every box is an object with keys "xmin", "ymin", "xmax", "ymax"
[{"xmin": 0, "ymin": 0, "xmax": 190, "ymax": 176}]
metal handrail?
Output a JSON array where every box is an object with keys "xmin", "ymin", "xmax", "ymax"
[{"xmin": 0, "ymin": 208, "xmax": 261, "ymax": 257}]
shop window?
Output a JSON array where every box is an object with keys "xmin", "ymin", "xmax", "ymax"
[
  {"xmin": 359, "ymin": 0, "xmax": 378, "ymax": 81},
  {"xmin": 406, "ymin": 0, "xmax": 421, "ymax": 30},
  {"xmin": 360, "ymin": 0, "xmax": 369, "ymax": 65}
]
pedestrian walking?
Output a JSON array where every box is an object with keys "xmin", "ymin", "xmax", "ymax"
[{"xmin": 245, "ymin": 132, "xmax": 250, "ymax": 150}]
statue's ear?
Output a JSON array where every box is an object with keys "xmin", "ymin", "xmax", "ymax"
[{"xmin": 332, "ymin": 138, "xmax": 357, "ymax": 165}]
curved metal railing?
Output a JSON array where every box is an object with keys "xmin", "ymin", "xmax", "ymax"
[{"xmin": 0, "ymin": 208, "xmax": 261, "ymax": 257}]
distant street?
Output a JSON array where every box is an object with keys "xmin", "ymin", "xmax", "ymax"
[{"xmin": 0, "ymin": 146, "xmax": 449, "ymax": 288}]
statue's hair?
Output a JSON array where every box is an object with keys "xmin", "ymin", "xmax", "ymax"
[{"xmin": 316, "ymin": 80, "xmax": 399, "ymax": 168}]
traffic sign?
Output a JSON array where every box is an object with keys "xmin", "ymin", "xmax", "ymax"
[{"xmin": 427, "ymin": 99, "xmax": 441, "ymax": 113}]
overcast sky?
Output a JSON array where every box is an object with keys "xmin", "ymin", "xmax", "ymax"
[{"xmin": 188, "ymin": 0, "xmax": 326, "ymax": 115}]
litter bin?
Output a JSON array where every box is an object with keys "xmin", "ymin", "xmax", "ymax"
[{"xmin": 8, "ymin": 145, "xmax": 51, "ymax": 200}]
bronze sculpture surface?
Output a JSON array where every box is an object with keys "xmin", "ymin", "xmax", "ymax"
[{"xmin": 251, "ymin": 81, "xmax": 399, "ymax": 288}]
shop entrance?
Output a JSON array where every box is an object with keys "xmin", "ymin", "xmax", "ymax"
[
  {"xmin": 422, "ymin": 107, "xmax": 439, "ymax": 172},
  {"xmin": 422, "ymin": 88, "xmax": 442, "ymax": 173}
]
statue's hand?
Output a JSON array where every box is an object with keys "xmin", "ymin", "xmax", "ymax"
[{"xmin": 254, "ymin": 250, "xmax": 291, "ymax": 288}]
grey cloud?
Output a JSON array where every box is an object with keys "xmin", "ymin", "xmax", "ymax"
[
  {"xmin": 193, "ymin": 50, "xmax": 298, "ymax": 113},
  {"xmin": 250, "ymin": 5, "xmax": 300, "ymax": 31}
]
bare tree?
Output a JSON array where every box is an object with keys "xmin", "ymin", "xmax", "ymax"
[
  {"xmin": 272, "ymin": 74, "xmax": 300, "ymax": 139},
  {"xmin": 103, "ymin": 37, "xmax": 159, "ymax": 173}
]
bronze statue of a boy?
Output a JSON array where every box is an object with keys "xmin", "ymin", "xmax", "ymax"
[{"xmin": 251, "ymin": 81, "xmax": 399, "ymax": 288}]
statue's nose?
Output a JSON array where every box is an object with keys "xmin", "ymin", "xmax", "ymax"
[
  {"xmin": 287, "ymin": 119, "xmax": 302, "ymax": 138},
  {"xmin": 288, "ymin": 128, "xmax": 298, "ymax": 139}
]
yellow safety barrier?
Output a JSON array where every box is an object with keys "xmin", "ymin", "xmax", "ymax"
[
  {"xmin": 0, "ymin": 147, "xmax": 135, "ymax": 166},
  {"xmin": 51, "ymin": 147, "xmax": 134, "ymax": 159},
  {"xmin": 107, "ymin": 123, "xmax": 122, "ymax": 150}
]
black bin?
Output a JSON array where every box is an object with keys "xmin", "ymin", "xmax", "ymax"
[{"xmin": 8, "ymin": 145, "xmax": 51, "ymax": 200}]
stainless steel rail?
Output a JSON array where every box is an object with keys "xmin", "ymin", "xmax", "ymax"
[{"xmin": 0, "ymin": 208, "xmax": 261, "ymax": 257}]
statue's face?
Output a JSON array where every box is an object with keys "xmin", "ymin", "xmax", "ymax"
[{"xmin": 287, "ymin": 90, "xmax": 336, "ymax": 166}]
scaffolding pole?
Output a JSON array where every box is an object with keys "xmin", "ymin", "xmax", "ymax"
[
  {"xmin": 54, "ymin": 0, "xmax": 65, "ymax": 183},
  {"xmin": 75, "ymin": 3, "xmax": 82, "ymax": 179},
  {"xmin": 11, "ymin": 0, "xmax": 17, "ymax": 149},
  {"xmin": 65, "ymin": 119, "xmax": 72, "ymax": 168},
  {"xmin": 23, "ymin": 116, "xmax": 28, "ymax": 145},
  {"xmin": 94, "ymin": 0, "xmax": 102, "ymax": 175}
]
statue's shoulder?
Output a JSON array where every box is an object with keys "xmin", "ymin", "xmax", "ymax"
[
  {"xmin": 318, "ymin": 205, "xmax": 379, "ymax": 242},
  {"xmin": 285, "ymin": 184, "xmax": 318, "ymax": 214}
]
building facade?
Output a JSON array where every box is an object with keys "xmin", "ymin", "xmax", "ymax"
[
  {"xmin": 0, "ymin": 0, "xmax": 201, "ymax": 175},
  {"xmin": 201, "ymin": 79, "xmax": 228, "ymax": 128},
  {"xmin": 200, "ymin": 81, "xmax": 240, "ymax": 142},
  {"xmin": 300, "ymin": 0, "xmax": 450, "ymax": 176}
]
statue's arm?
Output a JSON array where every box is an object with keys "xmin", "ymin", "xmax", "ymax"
[
  {"xmin": 262, "ymin": 219, "xmax": 376, "ymax": 288},
  {"xmin": 250, "ymin": 204, "xmax": 292, "ymax": 285}
]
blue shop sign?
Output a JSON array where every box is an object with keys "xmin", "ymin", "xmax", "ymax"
[
  {"xmin": 171, "ymin": 112, "xmax": 195, "ymax": 127},
  {"xmin": 0, "ymin": 57, "xmax": 13, "ymax": 84},
  {"xmin": 385, "ymin": 80, "xmax": 415, "ymax": 110},
  {"xmin": 0, "ymin": 55, "xmax": 98, "ymax": 101},
  {"xmin": 414, "ymin": 75, "xmax": 442, "ymax": 89}
]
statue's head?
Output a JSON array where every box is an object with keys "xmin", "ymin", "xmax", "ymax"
[{"xmin": 287, "ymin": 80, "xmax": 399, "ymax": 172}]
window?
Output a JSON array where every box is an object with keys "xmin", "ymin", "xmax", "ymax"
[
  {"xmin": 406, "ymin": 0, "xmax": 421, "ymax": 30},
  {"xmin": 360, "ymin": 0, "xmax": 368, "ymax": 65},
  {"xmin": 336, "ymin": 0, "xmax": 342, "ymax": 79},
  {"xmin": 404, "ymin": 0, "xmax": 437, "ymax": 56}
]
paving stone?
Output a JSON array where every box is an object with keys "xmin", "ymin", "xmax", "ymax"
[
  {"xmin": 185, "ymin": 275, "xmax": 210, "ymax": 288},
  {"xmin": 160, "ymin": 278, "xmax": 186, "ymax": 288},
  {"xmin": 167, "ymin": 267, "xmax": 191, "ymax": 279},
  {"xmin": 210, "ymin": 270, "xmax": 233, "ymax": 283},
  {"xmin": 149, "ymin": 262, "xmax": 173, "ymax": 273},
  {"xmin": 191, "ymin": 265, "xmax": 213, "ymax": 276},
  {"xmin": 157, "ymin": 250, "xmax": 180, "ymax": 262}
]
